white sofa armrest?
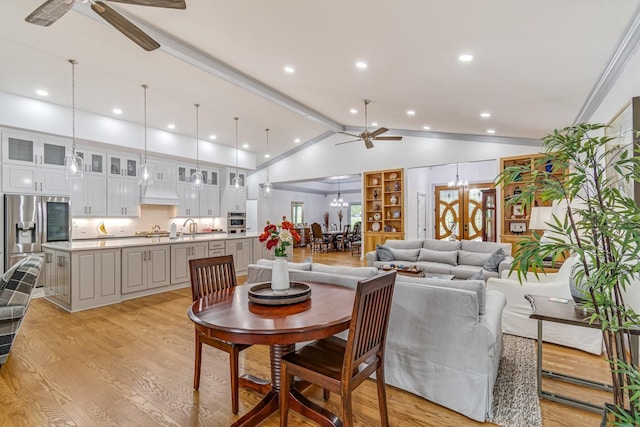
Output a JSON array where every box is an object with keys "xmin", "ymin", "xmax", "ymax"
[{"xmin": 365, "ymin": 251, "xmax": 377, "ymax": 266}]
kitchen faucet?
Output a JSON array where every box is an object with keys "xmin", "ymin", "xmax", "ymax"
[{"xmin": 183, "ymin": 218, "xmax": 197, "ymax": 237}]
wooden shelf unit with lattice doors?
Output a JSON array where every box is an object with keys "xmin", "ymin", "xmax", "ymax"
[
  {"xmin": 363, "ymin": 168, "xmax": 405, "ymax": 254},
  {"xmin": 499, "ymin": 153, "xmax": 565, "ymax": 248}
]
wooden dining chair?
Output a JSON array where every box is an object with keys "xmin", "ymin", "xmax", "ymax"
[
  {"xmin": 336, "ymin": 223, "xmax": 351, "ymax": 251},
  {"xmin": 310, "ymin": 223, "xmax": 329, "ymax": 252},
  {"xmin": 279, "ymin": 271, "xmax": 397, "ymax": 427},
  {"xmin": 189, "ymin": 255, "xmax": 250, "ymax": 414}
]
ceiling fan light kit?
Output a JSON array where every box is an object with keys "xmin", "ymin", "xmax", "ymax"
[
  {"xmin": 25, "ymin": 0, "xmax": 187, "ymax": 51},
  {"xmin": 337, "ymin": 99, "xmax": 403, "ymax": 149}
]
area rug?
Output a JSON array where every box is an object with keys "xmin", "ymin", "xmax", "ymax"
[{"xmin": 492, "ymin": 334, "xmax": 542, "ymax": 427}]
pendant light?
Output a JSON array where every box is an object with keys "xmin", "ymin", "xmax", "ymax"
[
  {"xmin": 330, "ymin": 179, "xmax": 348, "ymax": 208},
  {"xmin": 263, "ymin": 128, "xmax": 273, "ymax": 196},
  {"xmin": 138, "ymin": 84, "xmax": 153, "ymax": 185},
  {"xmin": 231, "ymin": 117, "xmax": 243, "ymax": 191},
  {"xmin": 64, "ymin": 59, "xmax": 83, "ymax": 179},
  {"xmin": 191, "ymin": 103, "xmax": 204, "ymax": 190},
  {"xmin": 448, "ymin": 163, "xmax": 468, "ymax": 188}
]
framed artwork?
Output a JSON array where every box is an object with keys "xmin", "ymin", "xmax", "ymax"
[
  {"xmin": 509, "ymin": 222, "xmax": 527, "ymax": 233},
  {"xmin": 605, "ymin": 97, "xmax": 640, "ymax": 203},
  {"xmin": 512, "ymin": 204, "xmax": 524, "ymax": 217}
]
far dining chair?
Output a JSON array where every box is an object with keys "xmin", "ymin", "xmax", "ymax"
[
  {"xmin": 279, "ymin": 271, "xmax": 397, "ymax": 427},
  {"xmin": 189, "ymin": 255, "xmax": 250, "ymax": 414},
  {"xmin": 311, "ymin": 222, "xmax": 330, "ymax": 252}
]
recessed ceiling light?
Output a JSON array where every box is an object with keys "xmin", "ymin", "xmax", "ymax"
[
  {"xmin": 112, "ymin": 108, "xmax": 122, "ymax": 115},
  {"xmin": 284, "ymin": 65, "xmax": 295, "ymax": 74},
  {"xmin": 209, "ymin": 134, "xmax": 217, "ymax": 140},
  {"xmin": 458, "ymin": 54, "xmax": 474, "ymax": 62},
  {"xmin": 423, "ymin": 126, "xmax": 431, "ymax": 130},
  {"xmin": 350, "ymin": 108, "xmax": 358, "ymax": 114},
  {"xmin": 480, "ymin": 112, "xmax": 491, "ymax": 118},
  {"xmin": 407, "ymin": 110, "xmax": 416, "ymax": 116},
  {"xmin": 36, "ymin": 89, "xmax": 48, "ymax": 97},
  {"xmin": 167, "ymin": 124, "xmax": 175, "ymax": 130},
  {"xmin": 355, "ymin": 61, "xmax": 367, "ymax": 69},
  {"xmin": 242, "ymin": 144, "xmax": 249, "ymax": 149},
  {"xmin": 487, "ymin": 129, "xmax": 496, "ymax": 134},
  {"xmin": 294, "ymin": 138, "xmax": 301, "ymax": 143},
  {"xmin": 264, "ymin": 154, "xmax": 270, "ymax": 158}
]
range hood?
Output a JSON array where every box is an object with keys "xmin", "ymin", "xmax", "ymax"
[{"xmin": 139, "ymin": 183, "xmax": 179, "ymax": 206}]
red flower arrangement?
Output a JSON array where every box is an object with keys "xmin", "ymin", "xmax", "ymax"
[{"xmin": 259, "ymin": 216, "xmax": 301, "ymax": 257}]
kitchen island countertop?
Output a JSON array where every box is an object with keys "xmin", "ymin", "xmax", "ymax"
[{"xmin": 43, "ymin": 232, "xmax": 260, "ymax": 252}]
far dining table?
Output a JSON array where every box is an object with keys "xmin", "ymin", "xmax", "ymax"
[
  {"xmin": 188, "ymin": 281, "xmax": 356, "ymax": 427},
  {"xmin": 322, "ymin": 230, "xmax": 344, "ymax": 250}
]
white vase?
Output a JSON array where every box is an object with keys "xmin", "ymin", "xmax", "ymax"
[{"xmin": 271, "ymin": 256, "xmax": 290, "ymax": 293}]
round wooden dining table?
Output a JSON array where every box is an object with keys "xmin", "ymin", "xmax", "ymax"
[{"xmin": 188, "ymin": 281, "xmax": 356, "ymax": 427}]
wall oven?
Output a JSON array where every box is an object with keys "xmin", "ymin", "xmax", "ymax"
[{"xmin": 227, "ymin": 212, "xmax": 246, "ymax": 233}]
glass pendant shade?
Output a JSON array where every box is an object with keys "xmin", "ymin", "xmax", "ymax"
[
  {"xmin": 263, "ymin": 128, "xmax": 272, "ymax": 197},
  {"xmin": 192, "ymin": 103, "xmax": 202, "ymax": 191},
  {"xmin": 139, "ymin": 84, "xmax": 153, "ymax": 185},
  {"xmin": 66, "ymin": 59, "xmax": 83, "ymax": 180},
  {"xmin": 231, "ymin": 117, "xmax": 244, "ymax": 192},
  {"xmin": 191, "ymin": 170, "xmax": 204, "ymax": 190}
]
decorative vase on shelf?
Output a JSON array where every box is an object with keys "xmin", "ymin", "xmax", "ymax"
[{"xmin": 271, "ymin": 256, "xmax": 290, "ymax": 294}]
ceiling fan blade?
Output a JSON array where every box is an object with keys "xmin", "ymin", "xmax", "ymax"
[
  {"xmin": 364, "ymin": 138, "xmax": 375, "ymax": 149},
  {"xmin": 369, "ymin": 127, "xmax": 389, "ymax": 138},
  {"xmin": 92, "ymin": 1, "xmax": 160, "ymax": 51},
  {"xmin": 25, "ymin": 0, "xmax": 75, "ymax": 27},
  {"xmin": 106, "ymin": 0, "xmax": 187, "ymax": 9},
  {"xmin": 335, "ymin": 139, "xmax": 362, "ymax": 146},
  {"xmin": 373, "ymin": 136, "xmax": 403, "ymax": 141},
  {"xmin": 338, "ymin": 131, "xmax": 360, "ymax": 138}
]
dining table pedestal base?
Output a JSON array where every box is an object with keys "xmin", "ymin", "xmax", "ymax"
[{"xmin": 231, "ymin": 343, "xmax": 343, "ymax": 427}]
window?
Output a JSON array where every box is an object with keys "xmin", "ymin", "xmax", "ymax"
[
  {"xmin": 349, "ymin": 203, "xmax": 362, "ymax": 227},
  {"xmin": 291, "ymin": 201, "xmax": 304, "ymax": 225}
]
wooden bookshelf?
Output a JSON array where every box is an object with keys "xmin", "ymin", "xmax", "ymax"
[{"xmin": 363, "ymin": 168, "xmax": 405, "ymax": 253}]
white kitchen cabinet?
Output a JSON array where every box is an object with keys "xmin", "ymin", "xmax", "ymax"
[
  {"xmin": 71, "ymin": 249, "xmax": 121, "ymax": 310},
  {"xmin": 71, "ymin": 174, "xmax": 107, "ymax": 217},
  {"xmin": 226, "ymin": 188, "xmax": 247, "ymax": 212},
  {"xmin": 209, "ymin": 240, "xmax": 225, "ymax": 257},
  {"xmin": 176, "ymin": 183, "xmax": 199, "ymax": 217},
  {"xmin": 147, "ymin": 157, "xmax": 176, "ymax": 182},
  {"xmin": 122, "ymin": 245, "xmax": 171, "ymax": 294},
  {"xmin": 2, "ymin": 163, "xmax": 69, "ymax": 195},
  {"xmin": 76, "ymin": 148, "xmax": 106, "ymax": 175},
  {"xmin": 43, "ymin": 248, "xmax": 71, "ymax": 308},
  {"xmin": 2, "ymin": 131, "xmax": 68, "ymax": 169},
  {"xmin": 199, "ymin": 185, "xmax": 220, "ymax": 217},
  {"xmin": 170, "ymin": 241, "xmax": 207, "ymax": 284},
  {"xmin": 202, "ymin": 167, "xmax": 219, "ymax": 186},
  {"xmin": 177, "ymin": 164, "xmax": 197, "ymax": 184},
  {"xmin": 107, "ymin": 176, "xmax": 139, "ymax": 217},
  {"xmin": 225, "ymin": 238, "xmax": 253, "ymax": 275},
  {"xmin": 108, "ymin": 153, "xmax": 138, "ymax": 179}
]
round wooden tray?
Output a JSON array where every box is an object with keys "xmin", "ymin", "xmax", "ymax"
[{"xmin": 248, "ymin": 282, "xmax": 311, "ymax": 306}]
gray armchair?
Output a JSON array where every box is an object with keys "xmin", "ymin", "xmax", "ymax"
[{"xmin": 0, "ymin": 255, "xmax": 44, "ymax": 367}]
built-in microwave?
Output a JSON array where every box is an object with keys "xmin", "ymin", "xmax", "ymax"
[{"xmin": 227, "ymin": 212, "xmax": 246, "ymax": 233}]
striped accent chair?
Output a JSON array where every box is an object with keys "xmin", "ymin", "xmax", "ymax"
[{"xmin": 0, "ymin": 255, "xmax": 44, "ymax": 367}]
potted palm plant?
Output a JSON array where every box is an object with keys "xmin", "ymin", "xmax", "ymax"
[{"xmin": 497, "ymin": 123, "xmax": 640, "ymax": 424}]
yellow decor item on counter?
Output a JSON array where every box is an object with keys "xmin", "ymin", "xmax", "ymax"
[{"xmin": 97, "ymin": 222, "xmax": 108, "ymax": 235}]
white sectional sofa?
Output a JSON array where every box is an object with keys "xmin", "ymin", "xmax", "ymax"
[
  {"xmin": 365, "ymin": 239, "xmax": 514, "ymax": 280},
  {"xmin": 248, "ymin": 260, "xmax": 506, "ymax": 422}
]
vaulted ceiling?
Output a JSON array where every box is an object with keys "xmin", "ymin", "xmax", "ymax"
[{"xmin": 1, "ymin": 0, "xmax": 638, "ymax": 168}]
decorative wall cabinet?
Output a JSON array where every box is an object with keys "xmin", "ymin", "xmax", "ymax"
[{"xmin": 363, "ymin": 168, "xmax": 405, "ymax": 253}]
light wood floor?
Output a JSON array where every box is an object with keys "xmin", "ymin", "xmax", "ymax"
[{"xmin": 0, "ymin": 247, "xmax": 610, "ymax": 426}]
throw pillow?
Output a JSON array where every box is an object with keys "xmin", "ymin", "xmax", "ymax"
[
  {"xmin": 482, "ymin": 248, "xmax": 506, "ymax": 272},
  {"xmin": 388, "ymin": 247, "xmax": 420, "ymax": 262},
  {"xmin": 468, "ymin": 270, "xmax": 484, "ymax": 281},
  {"xmin": 376, "ymin": 244, "xmax": 395, "ymax": 262}
]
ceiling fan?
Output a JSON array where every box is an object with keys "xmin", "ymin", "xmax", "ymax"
[
  {"xmin": 336, "ymin": 99, "xmax": 403, "ymax": 149},
  {"xmin": 25, "ymin": 0, "xmax": 186, "ymax": 51}
]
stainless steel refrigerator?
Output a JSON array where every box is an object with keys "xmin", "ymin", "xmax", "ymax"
[{"xmin": 4, "ymin": 194, "xmax": 71, "ymax": 270}]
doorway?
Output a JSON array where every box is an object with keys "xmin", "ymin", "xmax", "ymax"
[{"xmin": 435, "ymin": 183, "xmax": 494, "ymax": 241}]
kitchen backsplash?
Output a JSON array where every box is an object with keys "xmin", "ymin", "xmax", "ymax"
[{"xmin": 71, "ymin": 205, "xmax": 226, "ymax": 239}]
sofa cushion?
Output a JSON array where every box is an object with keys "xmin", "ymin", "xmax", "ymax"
[
  {"xmin": 482, "ymin": 248, "xmax": 506, "ymax": 272},
  {"xmin": 422, "ymin": 239, "xmax": 461, "ymax": 251},
  {"xmin": 458, "ymin": 250, "xmax": 491, "ymax": 267},
  {"xmin": 376, "ymin": 244, "xmax": 395, "ymax": 262},
  {"xmin": 468, "ymin": 270, "xmax": 485, "ymax": 281},
  {"xmin": 256, "ymin": 259, "xmax": 312, "ymax": 271},
  {"xmin": 389, "ymin": 247, "xmax": 420, "ymax": 262},
  {"xmin": 311, "ymin": 263, "xmax": 379, "ymax": 278},
  {"xmin": 418, "ymin": 248, "xmax": 458, "ymax": 266},
  {"xmin": 397, "ymin": 275, "xmax": 487, "ymax": 314},
  {"xmin": 461, "ymin": 240, "xmax": 512, "ymax": 256},
  {"xmin": 384, "ymin": 239, "xmax": 423, "ymax": 249}
]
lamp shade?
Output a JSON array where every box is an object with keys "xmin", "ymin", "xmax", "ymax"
[{"xmin": 528, "ymin": 206, "xmax": 553, "ymax": 230}]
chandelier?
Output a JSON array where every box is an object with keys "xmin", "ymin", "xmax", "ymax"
[
  {"xmin": 330, "ymin": 179, "xmax": 348, "ymax": 208},
  {"xmin": 448, "ymin": 163, "xmax": 468, "ymax": 188}
]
